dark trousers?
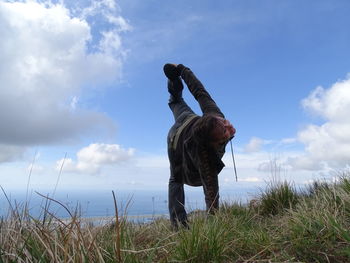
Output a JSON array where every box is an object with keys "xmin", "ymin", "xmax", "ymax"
[{"xmin": 167, "ymin": 83, "xmax": 195, "ymax": 228}]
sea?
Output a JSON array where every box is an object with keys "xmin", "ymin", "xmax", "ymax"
[{"xmin": 0, "ymin": 185, "xmax": 261, "ymax": 223}]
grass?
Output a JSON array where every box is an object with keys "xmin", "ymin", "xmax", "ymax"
[{"xmin": 1, "ymin": 176, "xmax": 350, "ymax": 262}]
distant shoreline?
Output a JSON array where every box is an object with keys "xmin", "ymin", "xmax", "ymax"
[{"xmin": 59, "ymin": 214, "xmax": 169, "ymax": 225}]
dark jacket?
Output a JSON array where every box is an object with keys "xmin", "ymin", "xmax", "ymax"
[{"xmin": 168, "ymin": 65, "xmax": 229, "ymax": 213}]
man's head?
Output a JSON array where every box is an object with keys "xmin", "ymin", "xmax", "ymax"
[
  {"xmin": 193, "ymin": 115, "xmax": 236, "ymax": 147},
  {"xmin": 211, "ymin": 117, "xmax": 236, "ymax": 145}
]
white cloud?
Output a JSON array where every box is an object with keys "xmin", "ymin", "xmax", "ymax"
[
  {"xmin": 244, "ymin": 137, "xmax": 265, "ymax": 152},
  {"xmin": 302, "ymin": 80, "xmax": 350, "ymax": 121},
  {"xmin": 236, "ymin": 76, "xmax": 350, "ymax": 174},
  {"xmin": 0, "ymin": 0, "xmax": 130, "ymax": 146},
  {"xmin": 289, "ymin": 76, "xmax": 350, "ymax": 170},
  {"xmin": 57, "ymin": 143, "xmax": 135, "ymax": 174},
  {"xmin": 70, "ymin": 96, "xmax": 78, "ymax": 110},
  {"xmin": 239, "ymin": 177, "xmax": 262, "ymax": 182},
  {"xmin": 286, "ymin": 155, "xmax": 324, "ymax": 171},
  {"xmin": 0, "ymin": 145, "xmax": 26, "ymax": 163},
  {"xmin": 27, "ymin": 164, "xmax": 44, "ymax": 173}
]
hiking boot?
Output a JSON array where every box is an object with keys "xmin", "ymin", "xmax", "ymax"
[
  {"xmin": 163, "ymin": 63, "xmax": 180, "ymax": 80},
  {"xmin": 167, "ymin": 77, "xmax": 183, "ymax": 101}
]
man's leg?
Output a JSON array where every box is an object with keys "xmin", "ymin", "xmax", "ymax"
[
  {"xmin": 167, "ymin": 140, "xmax": 188, "ymax": 229},
  {"xmin": 178, "ymin": 64, "xmax": 225, "ymax": 118},
  {"xmin": 168, "ymin": 177, "xmax": 188, "ymax": 229},
  {"xmin": 167, "ymin": 78, "xmax": 195, "ymax": 122},
  {"xmin": 166, "ymin": 77, "xmax": 192, "ymax": 229}
]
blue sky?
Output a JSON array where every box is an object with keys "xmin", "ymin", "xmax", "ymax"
[{"xmin": 1, "ymin": 0, "xmax": 350, "ymax": 192}]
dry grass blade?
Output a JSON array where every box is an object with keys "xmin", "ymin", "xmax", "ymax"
[
  {"xmin": 243, "ymin": 244, "xmax": 272, "ymax": 263},
  {"xmin": 31, "ymin": 227, "xmax": 55, "ymax": 260},
  {"xmin": 0, "ymin": 185, "xmax": 15, "ymax": 213},
  {"xmin": 121, "ymin": 241, "xmax": 176, "ymax": 254},
  {"xmin": 1, "ymin": 175, "xmax": 349, "ymax": 262},
  {"xmin": 86, "ymin": 227, "xmax": 105, "ymax": 262},
  {"xmin": 112, "ymin": 190, "xmax": 122, "ymax": 262},
  {"xmin": 35, "ymin": 191, "xmax": 74, "ymax": 218}
]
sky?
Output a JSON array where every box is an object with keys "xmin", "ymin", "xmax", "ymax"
[{"xmin": 1, "ymin": 0, "xmax": 350, "ymax": 193}]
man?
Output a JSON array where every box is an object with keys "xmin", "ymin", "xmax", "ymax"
[{"xmin": 164, "ymin": 63, "xmax": 236, "ymax": 229}]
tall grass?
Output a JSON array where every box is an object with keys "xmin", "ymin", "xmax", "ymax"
[
  {"xmin": 1, "ymin": 176, "xmax": 350, "ymax": 262},
  {"xmin": 258, "ymin": 180, "xmax": 299, "ymax": 216}
]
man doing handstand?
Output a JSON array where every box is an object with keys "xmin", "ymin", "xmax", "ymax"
[{"xmin": 164, "ymin": 63, "xmax": 236, "ymax": 229}]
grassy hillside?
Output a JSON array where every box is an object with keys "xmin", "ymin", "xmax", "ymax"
[{"xmin": 1, "ymin": 176, "xmax": 350, "ymax": 262}]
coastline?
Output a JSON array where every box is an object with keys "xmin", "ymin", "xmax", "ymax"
[{"xmin": 58, "ymin": 214, "xmax": 169, "ymax": 225}]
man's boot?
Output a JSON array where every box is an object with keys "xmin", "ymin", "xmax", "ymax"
[
  {"xmin": 164, "ymin": 64, "xmax": 184, "ymax": 102},
  {"xmin": 167, "ymin": 78, "xmax": 183, "ymax": 102},
  {"xmin": 163, "ymin": 63, "xmax": 181, "ymax": 80}
]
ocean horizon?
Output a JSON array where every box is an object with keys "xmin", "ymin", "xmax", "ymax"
[{"xmin": 0, "ymin": 185, "xmax": 261, "ymax": 222}]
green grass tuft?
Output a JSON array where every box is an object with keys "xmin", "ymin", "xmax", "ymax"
[
  {"xmin": 257, "ymin": 180, "xmax": 299, "ymax": 216},
  {"xmin": 1, "ymin": 175, "xmax": 350, "ymax": 262}
]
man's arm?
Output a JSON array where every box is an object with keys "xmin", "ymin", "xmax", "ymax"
[{"xmin": 177, "ymin": 64, "xmax": 225, "ymax": 118}]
